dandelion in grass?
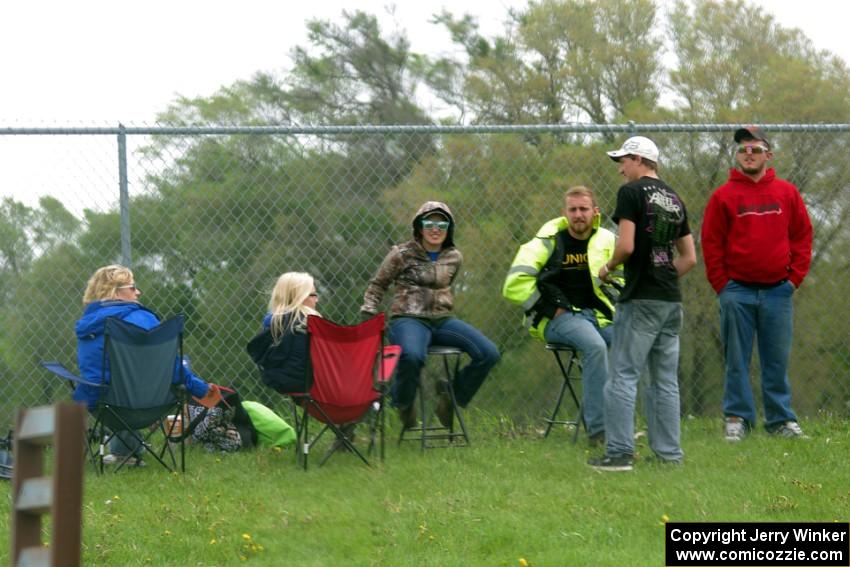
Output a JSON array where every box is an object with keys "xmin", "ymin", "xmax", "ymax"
[{"xmin": 240, "ymin": 532, "xmax": 265, "ymax": 558}]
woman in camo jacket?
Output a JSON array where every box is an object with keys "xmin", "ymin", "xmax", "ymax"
[{"xmin": 360, "ymin": 201, "xmax": 500, "ymax": 430}]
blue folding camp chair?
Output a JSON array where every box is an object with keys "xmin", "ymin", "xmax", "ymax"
[{"xmin": 42, "ymin": 315, "xmax": 189, "ymax": 473}]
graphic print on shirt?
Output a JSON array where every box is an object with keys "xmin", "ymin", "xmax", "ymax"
[
  {"xmin": 737, "ymin": 202, "xmax": 782, "ymax": 217},
  {"xmin": 561, "ymin": 251, "xmax": 589, "ymax": 271},
  {"xmin": 644, "ymin": 185, "xmax": 686, "ymax": 267}
]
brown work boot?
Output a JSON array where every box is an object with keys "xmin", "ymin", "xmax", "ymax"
[
  {"xmin": 398, "ymin": 405, "xmax": 417, "ymax": 430},
  {"xmin": 434, "ymin": 391, "xmax": 454, "ymax": 428}
]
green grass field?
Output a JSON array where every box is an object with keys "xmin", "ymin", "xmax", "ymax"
[{"xmin": 1, "ymin": 415, "xmax": 848, "ymax": 566}]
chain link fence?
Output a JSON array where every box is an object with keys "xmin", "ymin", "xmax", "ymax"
[{"xmin": 1, "ymin": 124, "xmax": 848, "ymax": 432}]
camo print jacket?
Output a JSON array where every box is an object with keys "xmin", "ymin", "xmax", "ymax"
[{"xmin": 360, "ymin": 240, "xmax": 463, "ymax": 319}]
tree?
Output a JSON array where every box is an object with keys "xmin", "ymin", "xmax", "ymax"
[
  {"xmin": 664, "ymin": 0, "xmax": 850, "ymax": 414},
  {"xmin": 425, "ymin": 0, "xmax": 662, "ymax": 127}
]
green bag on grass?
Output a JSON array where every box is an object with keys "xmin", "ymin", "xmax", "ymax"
[{"xmin": 241, "ymin": 401, "xmax": 296, "ymax": 448}]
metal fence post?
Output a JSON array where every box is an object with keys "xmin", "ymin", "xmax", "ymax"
[{"xmin": 117, "ymin": 123, "xmax": 132, "ymax": 267}]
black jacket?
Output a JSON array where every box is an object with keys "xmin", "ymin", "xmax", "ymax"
[{"xmin": 246, "ymin": 313, "xmax": 309, "ymax": 394}]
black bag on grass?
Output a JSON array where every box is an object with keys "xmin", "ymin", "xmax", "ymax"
[{"xmin": 0, "ymin": 430, "xmax": 12, "ymax": 480}]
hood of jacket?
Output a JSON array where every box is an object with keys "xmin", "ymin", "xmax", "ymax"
[
  {"xmin": 412, "ymin": 201, "xmax": 455, "ymax": 249},
  {"xmin": 75, "ymin": 300, "xmax": 152, "ymax": 339},
  {"xmin": 727, "ymin": 167, "xmax": 777, "ymax": 187}
]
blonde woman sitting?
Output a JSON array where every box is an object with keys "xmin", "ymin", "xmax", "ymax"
[{"xmin": 258, "ymin": 272, "xmax": 321, "ymax": 395}]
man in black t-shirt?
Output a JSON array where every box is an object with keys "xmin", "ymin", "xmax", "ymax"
[{"xmin": 587, "ymin": 136, "xmax": 697, "ymax": 472}]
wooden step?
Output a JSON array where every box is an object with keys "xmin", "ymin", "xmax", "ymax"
[
  {"xmin": 15, "ymin": 546, "xmax": 50, "ymax": 567},
  {"xmin": 16, "ymin": 406, "xmax": 55, "ymax": 445},
  {"xmin": 15, "ymin": 476, "xmax": 53, "ymax": 515}
]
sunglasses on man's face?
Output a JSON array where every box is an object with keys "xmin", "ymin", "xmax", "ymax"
[
  {"xmin": 422, "ymin": 219, "xmax": 449, "ymax": 231},
  {"xmin": 736, "ymin": 144, "xmax": 769, "ymax": 155}
]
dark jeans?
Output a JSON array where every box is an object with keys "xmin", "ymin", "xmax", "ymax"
[
  {"xmin": 109, "ymin": 429, "xmax": 143, "ymax": 457},
  {"xmin": 387, "ymin": 316, "xmax": 500, "ymax": 409},
  {"xmin": 719, "ymin": 280, "xmax": 797, "ymax": 429},
  {"xmin": 87, "ymin": 407, "xmax": 143, "ymax": 457}
]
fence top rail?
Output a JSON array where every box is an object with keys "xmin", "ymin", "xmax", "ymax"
[{"xmin": 2, "ymin": 123, "xmax": 850, "ymax": 136}]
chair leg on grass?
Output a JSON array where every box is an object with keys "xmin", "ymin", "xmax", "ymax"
[{"xmin": 543, "ymin": 346, "xmax": 584, "ymax": 443}]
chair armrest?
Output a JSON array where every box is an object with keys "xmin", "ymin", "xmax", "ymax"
[
  {"xmin": 39, "ymin": 361, "xmax": 103, "ymax": 388},
  {"xmin": 375, "ymin": 345, "xmax": 402, "ymax": 389}
]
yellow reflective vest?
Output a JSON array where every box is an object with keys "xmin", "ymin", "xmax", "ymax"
[{"xmin": 502, "ymin": 216, "xmax": 623, "ymax": 341}]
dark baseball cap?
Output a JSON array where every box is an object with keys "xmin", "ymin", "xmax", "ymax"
[{"xmin": 734, "ymin": 126, "xmax": 770, "ymax": 149}]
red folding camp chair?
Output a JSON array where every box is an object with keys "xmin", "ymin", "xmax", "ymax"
[{"xmin": 294, "ymin": 313, "xmax": 400, "ymax": 469}]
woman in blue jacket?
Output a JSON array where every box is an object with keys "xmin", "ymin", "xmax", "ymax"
[{"xmin": 75, "ymin": 264, "xmax": 210, "ymax": 465}]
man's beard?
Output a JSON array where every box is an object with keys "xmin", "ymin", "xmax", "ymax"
[
  {"xmin": 569, "ymin": 221, "xmax": 591, "ymax": 238},
  {"xmin": 740, "ymin": 163, "xmax": 766, "ymax": 176}
]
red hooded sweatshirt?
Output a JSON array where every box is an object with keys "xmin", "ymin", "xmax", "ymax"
[{"xmin": 701, "ymin": 167, "xmax": 812, "ymax": 293}]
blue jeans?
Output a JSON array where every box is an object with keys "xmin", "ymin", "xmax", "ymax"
[
  {"xmin": 543, "ymin": 309, "xmax": 612, "ymax": 438},
  {"xmin": 719, "ymin": 280, "xmax": 797, "ymax": 429},
  {"xmin": 388, "ymin": 317, "xmax": 500, "ymax": 409},
  {"xmin": 604, "ymin": 300, "xmax": 684, "ymax": 461},
  {"xmin": 109, "ymin": 429, "xmax": 143, "ymax": 457}
]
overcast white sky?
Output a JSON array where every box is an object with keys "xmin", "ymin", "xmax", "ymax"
[
  {"xmin": 1, "ymin": 0, "xmax": 848, "ymax": 124},
  {"xmin": 1, "ymin": 0, "xmax": 848, "ymax": 211}
]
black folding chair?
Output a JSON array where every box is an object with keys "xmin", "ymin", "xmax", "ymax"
[
  {"xmin": 543, "ymin": 343, "xmax": 584, "ymax": 443},
  {"xmin": 42, "ymin": 315, "xmax": 189, "ymax": 473}
]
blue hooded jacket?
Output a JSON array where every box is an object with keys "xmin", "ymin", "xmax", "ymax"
[{"xmin": 74, "ymin": 300, "xmax": 209, "ymax": 409}]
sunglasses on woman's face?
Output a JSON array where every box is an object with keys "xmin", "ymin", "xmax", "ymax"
[
  {"xmin": 422, "ymin": 219, "xmax": 449, "ymax": 231},
  {"xmin": 117, "ymin": 284, "xmax": 140, "ymax": 292}
]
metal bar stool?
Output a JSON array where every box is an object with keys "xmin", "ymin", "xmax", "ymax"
[
  {"xmin": 543, "ymin": 343, "xmax": 584, "ymax": 443},
  {"xmin": 398, "ymin": 345, "xmax": 470, "ymax": 449}
]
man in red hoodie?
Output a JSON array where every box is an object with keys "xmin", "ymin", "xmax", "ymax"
[{"xmin": 701, "ymin": 126, "xmax": 813, "ymax": 441}]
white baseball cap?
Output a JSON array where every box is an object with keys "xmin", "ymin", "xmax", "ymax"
[{"xmin": 606, "ymin": 136, "xmax": 659, "ymax": 162}]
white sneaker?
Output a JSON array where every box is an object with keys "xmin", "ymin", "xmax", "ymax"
[
  {"xmin": 770, "ymin": 421, "xmax": 809, "ymax": 439},
  {"xmin": 724, "ymin": 416, "xmax": 746, "ymax": 442},
  {"xmin": 102, "ymin": 454, "xmax": 146, "ymax": 467}
]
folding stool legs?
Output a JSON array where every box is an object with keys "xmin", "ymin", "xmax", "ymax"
[
  {"xmin": 543, "ymin": 347, "xmax": 585, "ymax": 442},
  {"xmin": 398, "ymin": 348, "xmax": 470, "ymax": 450},
  {"xmin": 440, "ymin": 355, "xmax": 470, "ymax": 446}
]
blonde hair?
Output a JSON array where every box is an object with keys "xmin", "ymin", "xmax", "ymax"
[
  {"xmin": 268, "ymin": 272, "xmax": 321, "ymax": 342},
  {"xmin": 564, "ymin": 185, "xmax": 598, "ymax": 208},
  {"xmin": 82, "ymin": 265, "xmax": 135, "ymax": 305}
]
